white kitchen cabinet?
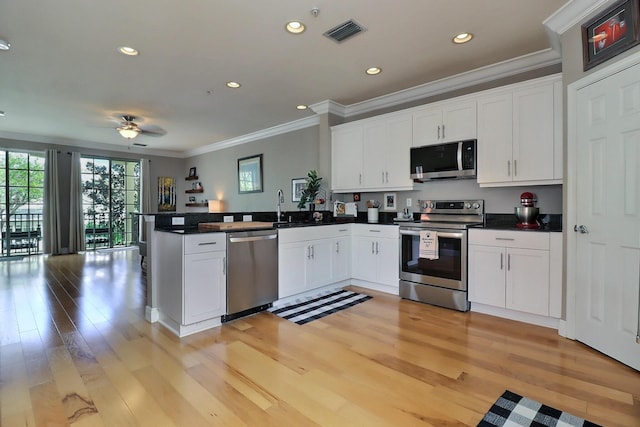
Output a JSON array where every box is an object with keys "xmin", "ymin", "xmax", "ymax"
[
  {"xmin": 351, "ymin": 224, "xmax": 399, "ymax": 290},
  {"xmin": 331, "ymin": 112, "xmax": 414, "ymax": 192},
  {"xmin": 155, "ymin": 231, "xmax": 226, "ymax": 336},
  {"xmin": 412, "ymin": 99, "xmax": 476, "ymax": 147},
  {"xmin": 468, "ymin": 229, "xmax": 555, "ymax": 319},
  {"xmin": 278, "ymin": 225, "xmax": 351, "ymax": 298},
  {"xmin": 476, "ymin": 74, "xmax": 562, "ymax": 187},
  {"xmin": 331, "ymin": 125, "xmax": 364, "ymax": 190}
]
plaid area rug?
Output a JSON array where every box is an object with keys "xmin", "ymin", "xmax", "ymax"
[
  {"xmin": 478, "ymin": 390, "xmax": 602, "ymax": 427},
  {"xmin": 269, "ymin": 289, "xmax": 372, "ymax": 325}
]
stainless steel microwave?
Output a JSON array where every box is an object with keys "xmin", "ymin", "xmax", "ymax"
[{"xmin": 410, "ymin": 140, "xmax": 476, "ymax": 182}]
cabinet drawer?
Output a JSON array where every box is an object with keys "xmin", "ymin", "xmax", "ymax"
[
  {"xmin": 352, "ymin": 223, "xmax": 399, "ymax": 239},
  {"xmin": 469, "ymin": 229, "xmax": 549, "ymax": 250},
  {"xmin": 279, "ymin": 224, "xmax": 352, "ymax": 243},
  {"xmin": 184, "ymin": 233, "xmax": 226, "ymax": 254}
]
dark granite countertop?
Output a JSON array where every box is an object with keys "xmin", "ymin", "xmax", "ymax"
[{"xmin": 484, "ymin": 213, "xmax": 562, "ymax": 232}]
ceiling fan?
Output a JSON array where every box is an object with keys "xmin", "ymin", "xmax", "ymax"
[{"xmin": 116, "ymin": 115, "xmax": 165, "ymax": 139}]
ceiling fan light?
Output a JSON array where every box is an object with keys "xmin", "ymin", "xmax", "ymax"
[{"xmin": 118, "ymin": 127, "xmax": 140, "ymax": 139}]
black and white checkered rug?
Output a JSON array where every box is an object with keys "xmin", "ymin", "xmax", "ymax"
[
  {"xmin": 269, "ymin": 289, "xmax": 372, "ymax": 325},
  {"xmin": 478, "ymin": 390, "xmax": 602, "ymax": 427}
]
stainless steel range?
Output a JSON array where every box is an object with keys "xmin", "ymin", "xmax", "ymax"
[{"xmin": 399, "ymin": 200, "xmax": 484, "ymax": 311}]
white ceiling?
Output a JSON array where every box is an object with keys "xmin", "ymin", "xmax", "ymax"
[{"xmin": 0, "ymin": 0, "xmax": 568, "ymax": 156}]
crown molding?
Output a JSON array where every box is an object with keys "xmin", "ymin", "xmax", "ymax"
[
  {"xmin": 308, "ymin": 100, "xmax": 347, "ymax": 116},
  {"xmin": 184, "ymin": 115, "xmax": 320, "ymax": 157},
  {"xmin": 0, "ymin": 131, "xmax": 183, "ymax": 158},
  {"xmin": 341, "ymin": 48, "xmax": 561, "ymax": 118},
  {"xmin": 543, "ymin": 0, "xmax": 615, "ymax": 37}
]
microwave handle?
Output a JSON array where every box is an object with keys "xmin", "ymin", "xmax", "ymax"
[
  {"xmin": 457, "ymin": 141, "xmax": 463, "ymax": 171},
  {"xmin": 399, "ymin": 229, "xmax": 464, "ymax": 239}
]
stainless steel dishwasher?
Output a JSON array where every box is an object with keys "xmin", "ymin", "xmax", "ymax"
[{"xmin": 223, "ymin": 229, "xmax": 278, "ymax": 322}]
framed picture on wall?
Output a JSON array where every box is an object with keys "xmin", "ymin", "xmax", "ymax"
[
  {"xmin": 582, "ymin": 0, "xmax": 640, "ymax": 70},
  {"xmin": 238, "ymin": 154, "xmax": 263, "ymax": 193},
  {"xmin": 291, "ymin": 178, "xmax": 306, "ymax": 202},
  {"xmin": 383, "ymin": 193, "xmax": 397, "ymax": 211}
]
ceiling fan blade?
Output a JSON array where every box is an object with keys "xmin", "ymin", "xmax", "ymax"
[{"xmin": 140, "ymin": 126, "xmax": 167, "ymax": 137}]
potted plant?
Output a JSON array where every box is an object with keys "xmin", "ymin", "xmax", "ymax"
[{"xmin": 297, "ymin": 170, "xmax": 323, "ymax": 210}]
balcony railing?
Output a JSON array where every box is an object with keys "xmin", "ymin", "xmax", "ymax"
[{"xmin": 1, "ymin": 213, "xmax": 43, "ymax": 256}]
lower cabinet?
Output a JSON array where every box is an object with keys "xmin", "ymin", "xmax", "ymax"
[
  {"xmin": 351, "ymin": 224, "xmax": 399, "ymax": 289},
  {"xmin": 155, "ymin": 231, "xmax": 226, "ymax": 336},
  {"xmin": 468, "ymin": 229, "xmax": 560, "ymax": 319},
  {"xmin": 278, "ymin": 225, "xmax": 351, "ymax": 298}
]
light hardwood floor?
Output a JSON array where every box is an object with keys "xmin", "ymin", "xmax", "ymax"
[{"xmin": 0, "ymin": 250, "xmax": 638, "ymax": 426}]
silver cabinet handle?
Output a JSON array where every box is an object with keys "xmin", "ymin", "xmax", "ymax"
[
  {"xmin": 229, "ymin": 234, "xmax": 277, "ymax": 243},
  {"xmin": 507, "ymin": 160, "xmax": 511, "ymax": 177},
  {"xmin": 500, "ymin": 253, "xmax": 503, "ymax": 270},
  {"xmin": 336, "ymin": 241, "xmax": 340, "ymax": 254},
  {"xmin": 339, "ymin": 229, "xmax": 348, "ymax": 232},
  {"xmin": 359, "ymin": 173, "xmax": 362, "ymax": 185},
  {"xmin": 437, "ymin": 125, "xmax": 440, "ymax": 140},
  {"xmin": 495, "ymin": 237, "xmax": 515, "ymax": 241},
  {"xmin": 514, "ymin": 159, "xmax": 517, "ymax": 176},
  {"xmin": 198, "ymin": 241, "xmax": 217, "ymax": 246},
  {"xmin": 371, "ymin": 242, "xmax": 375, "ymax": 254},
  {"xmin": 375, "ymin": 241, "xmax": 379, "ymax": 254},
  {"xmin": 574, "ymin": 225, "xmax": 589, "ymax": 234},
  {"xmin": 369, "ymin": 229, "xmax": 381, "ymax": 233},
  {"xmin": 311, "ymin": 245, "xmax": 314, "ymax": 259},
  {"xmin": 442, "ymin": 124, "xmax": 445, "ymax": 139},
  {"xmin": 307, "ymin": 245, "xmax": 311, "ymax": 259},
  {"xmin": 223, "ymin": 257, "xmax": 226, "ymax": 275},
  {"xmin": 507, "ymin": 253, "xmax": 511, "ymax": 271},
  {"xmin": 385, "ymin": 171, "xmax": 389, "ymax": 183}
]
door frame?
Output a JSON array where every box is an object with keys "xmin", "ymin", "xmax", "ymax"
[{"xmin": 565, "ymin": 49, "xmax": 640, "ymax": 340}]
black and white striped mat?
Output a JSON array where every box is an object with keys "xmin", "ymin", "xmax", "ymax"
[
  {"xmin": 478, "ymin": 390, "xmax": 602, "ymax": 427},
  {"xmin": 269, "ymin": 289, "xmax": 372, "ymax": 325}
]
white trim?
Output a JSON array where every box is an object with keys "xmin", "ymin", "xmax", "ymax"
[
  {"xmin": 543, "ymin": 0, "xmax": 616, "ymax": 37},
  {"xmin": 470, "ymin": 302, "xmax": 560, "ymax": 330},
  {"xmin": 565, "ymin": 50, "xmax": 640, "ymax": 341},
  {"xmin": 184, "ymin": 115, "xmax": 320, "ymax": 157},
  {"xmin": 145, "ymin": 305, "xmax": 159, "ymax": 323},
  {"xmin": 309, "ymin": 100, "xmax": 347, "ymax": 116}
]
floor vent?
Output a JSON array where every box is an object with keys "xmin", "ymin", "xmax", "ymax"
[{"xmin": 324, "ymin": 19, "xmax": 366, "ymax": 43}]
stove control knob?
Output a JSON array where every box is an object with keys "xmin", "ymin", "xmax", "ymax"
[
  {"xmin": 472, "ymin": 202, "xmax": 481, "ymax": 209},
  {"xmin": 428, "ymin": 202, "xmax": 435, "ymax": 209},
  {"xmin": 464, "ymin": 202, "xmax": 471, "ymax": 209}
]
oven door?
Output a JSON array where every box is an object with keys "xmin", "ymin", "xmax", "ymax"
[{"xmin": 399, "ymin": 227, "xmax": 467, "ymax": 291}]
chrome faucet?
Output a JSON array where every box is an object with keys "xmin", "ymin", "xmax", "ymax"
[{"xmin": 276, "ymin": 189, "xmax": 284, "ymax": 221}]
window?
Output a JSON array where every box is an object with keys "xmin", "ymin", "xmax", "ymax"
[
  {"xmin": 0, "ymin": 150, "xmax": 45, "ymax": 257},
  {"xmin": 81, "ymin": 156, "xmax": 140, "ymax": 250}
]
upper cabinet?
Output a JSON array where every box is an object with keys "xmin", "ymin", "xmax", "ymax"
[
  {"xmin": 412, "ymin": 99, "xmax": 476, "ymax": 147},
  {"xmin": 331, "ymin": 111, "xmax": 414, "ymax": 192},
  {"xmin": 476, "ymin": 75, "xmax": 563, "ymax": 187}
]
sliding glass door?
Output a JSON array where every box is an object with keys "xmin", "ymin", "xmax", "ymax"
[
  {"xmin": 0, "ymin": 150, "xmax": 45, "ymax": 257},
  {"xmin": 81, "ymin": 157, "xmax": 140, "ymax": 250}
]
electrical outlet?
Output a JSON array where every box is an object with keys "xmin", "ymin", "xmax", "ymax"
[
  {"xmin": 223, "ymin": 216, "xmax": 234, "ymax": 223},
  {"xmin": 243, "ymin": 215, "xmax": 253, "ymax": 222},
  {"xmin": 406, "ymin": 198, "xmax": 412, "ymax": 207}
]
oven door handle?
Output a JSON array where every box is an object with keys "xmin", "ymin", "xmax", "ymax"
[{"xmin": 399, "ymin": 229, "xmax": 464, "ymax": 239}]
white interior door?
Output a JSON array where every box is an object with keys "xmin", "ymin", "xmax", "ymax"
[{"xmin": 575, "ymin": 62, "xmax": 640, "ymax": 371}]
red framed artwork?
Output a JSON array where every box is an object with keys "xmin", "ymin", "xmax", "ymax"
[{"xmin": 582, "ymin": 0, "xmax": 640, "ymax": 70}]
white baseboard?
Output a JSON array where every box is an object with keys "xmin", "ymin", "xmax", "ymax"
[
  {"xmin": 349, "ymin": 279, "xmax": 399, "ymax": 296},
  {"xmin": 470, "ymin": 302, "xmax": 560, "ymax": 330},
  {"xmin": 145, "ymin": 305, "xmax": 159, "ymax": 323},
  {"xmin": 158, "ymin": 312, "xmax": 222, "ymax": 338}
]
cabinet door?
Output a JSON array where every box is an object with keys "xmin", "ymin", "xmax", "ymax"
[
  {"xmin": 362, "ymin": 120, "xmax": 388, "ymax": 188},
  {"xmin": 306, "ymin": 239, "xmax": 333, "ymax": 288},
  {"xmin": 332, "ymin": 236, "xmax": 351, "ymax": 282},
  {"xmin": 384, "ymin": 114, "xmax": 413, "ymax": 188},
  {"xmin": 506, "ymin": 248, "xmax": 550, "ymax": 316},
  {"xmin": 441, "ymin": 100, "xmax": 477, "ymax": 142},
  {"xmin": 352, "ymin": 236, "xmax": 378, "ymax": 282},
  {"xmin": 376, "ymin": 237, "xmax": 399, "ymax": 287},
  {"xmin": 279, "ymin": 242, "xmax": 308, "ymax": 298},
  {"xmin": 183, "ymin": 251, "xmax": 226, "ymax": 324},
  {"xmin": 331, "ymin": 125, "xmax": 363, "ymax": 190},
  {"xmin": 412, "ymin": 105, "xmax": 442, "ymax": 147},
  {"xmin": 477, "ymin": 92, "xmax": 513, "ymax": 184},
  {"xmin": 512, "ymin": 83, "xmax": 555, "ymax": 182},
  {"xmin": 468, "ymin": 245, "xmax": 506, "ymax": 307}
]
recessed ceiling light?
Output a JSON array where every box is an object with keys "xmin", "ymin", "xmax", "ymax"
[
  {"xmin": 0, "ymin": 40, "xmax": 10, "ymax": 51},
  {"xmin": 118, "ymin": 46, "xmax": 139, "ymax": 56},
  {"xmin": 296, "ymin": 105, "xmax": 308, "ymax": 110},
  {"xmin": 452, "ymin": 33, "xmax": 473, "ymax": 44},
  {"xmin": 365, "ymin": 67, "xmax": 382, "ymax": 75},
  {"xmin": 226, "ymin": 81, "xmax": 241, "ymax": 88},
  {"xmin": 285, "ymin": 21, "xmax": 306, "ymax": 34}
]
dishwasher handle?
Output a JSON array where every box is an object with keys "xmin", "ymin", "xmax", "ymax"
[{"xmin": 228, "ymin": 233, "xmax": 277, "ymax": 243}]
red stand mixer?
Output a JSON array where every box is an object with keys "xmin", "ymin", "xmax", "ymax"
[{"xmin": 515, "ymin": 192, "xmax": 540, "ymax": 229}]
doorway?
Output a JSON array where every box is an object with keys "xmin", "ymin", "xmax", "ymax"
[{"xmin": 567, "ymin": 52, "xmax": 640, "ymax": 371}]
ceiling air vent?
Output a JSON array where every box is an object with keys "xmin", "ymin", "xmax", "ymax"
[
  {"xmin": 132, "ymin": 142, "xmax": 147, "ymax": 147},
  {"xmin": 324, "ymin": 19, "xmax": 366, "ymax": 43}
]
